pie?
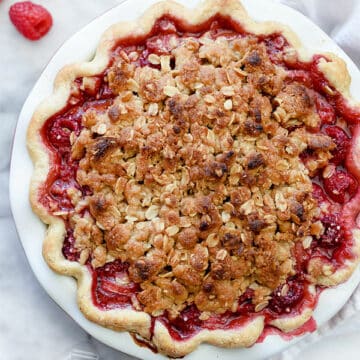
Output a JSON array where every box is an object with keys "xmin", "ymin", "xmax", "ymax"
[{"xmin": 27, "ymin": 0, "xmax": 360, "ymax": 357}]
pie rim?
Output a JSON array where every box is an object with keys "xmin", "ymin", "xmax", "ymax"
[{"xmin": 26, "ymin": 0, "xmax": 360, "ymax": 357}]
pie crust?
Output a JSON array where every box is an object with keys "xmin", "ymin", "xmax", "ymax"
[{"xmin": 27, "ymin": 0, "xmax": 360, "ymax": 357}]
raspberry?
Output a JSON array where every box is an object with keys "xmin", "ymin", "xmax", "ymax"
[
  {"xmin": 49, "ymin": 180, "xmax": 73, "ymax": 210},
  {"xmin": 9, "ymin": 1, "xmax": 52, "ymax": 41},
  {"xmin": 323, "ymin": 169, "xmax": 358, "ymax": 203},
  {"xmin": 269, "ymin": 277, "xmax": 304, "ymax": 314},
  {"xmin": 323, "ymin": 126, "xmax": 350, "ymax": 165},
  {"xmin": 319, "ymin": 214, "xmax": 344, "ymax": 248},
  {"xmin": 48, "ymin": 118, "xmax": 78, "ymax": 149},
  {"xmin": 237, "ymin": 289, "xmax": 255, "ymax": 314},
  {"xmin": 312, "ymin": 183, "xmax": 328, "ymax": 204},
  {"xmin": 314, "ymin": 94, "xmax": 336, "ymax": 125}
]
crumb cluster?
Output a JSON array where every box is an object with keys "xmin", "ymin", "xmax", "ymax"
[{"xmin": 67, "ymin": 31, "xmax": 335, "ymax": 317}]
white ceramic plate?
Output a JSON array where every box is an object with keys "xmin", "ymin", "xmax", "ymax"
[{"xmin": 9, "ymin": 0, "xmax": 360, "ymax": 359}]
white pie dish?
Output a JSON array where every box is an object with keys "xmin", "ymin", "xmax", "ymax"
[{"xmin": 9, "ymin": 0, "xmax": 360, "ymax": 359}]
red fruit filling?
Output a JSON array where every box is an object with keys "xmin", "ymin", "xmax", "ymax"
[
  {"xmin": 293, "ymin": 241, "xmax": 311, "ymax": 273},
  {"xmin": 91, "ymin": 260, "xmax": 140, "ymax": 310},
  {"xmin": 62, "ymin": 229, "xmax": 80, "ymax": 262},
  {"xmin": 323, "ymin": 169, "xmax": 358, "ymax": 204},
  {"xmin": 236, "ymin": 288, "xmax": 256, "ymax": 314},
  {"xmin": 159, "ymin": 305, "xmax": 203, "ymax": 340},
  {"xmin": 47, "ymin": 118, "xmax": 78, "ymax": 150},
  {"xmin": 318, "ymin": 214, "xmax": 344, "ymax": 248},
  {"xmin": 312, "ymin": 183, "xmax": 328, "ymax": 204},
  {"xmin": 48, "ymin": 179, "xmax": 74, "ymax": 210},
  {"xmin": 268, "ymin": 277, "xmax": 305, "ymax": 314},
  {"xmin": 315, "ymin": 95, "xmax": 336, "ymax": 125},
  {"xmin": 323, "ymin": 126, "xmax": 350, "ymax": 165},
  {"xmin": 159, "ymin": 306, "xmax": 255, "ymax": 341},
  {"xmin": 37, "ymin": 15, "xmax": 360, "ymax": 346}
]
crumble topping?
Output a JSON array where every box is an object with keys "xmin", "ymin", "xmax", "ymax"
[{"xmin": 67, "ymin": 32, "xmax": 336, "ymax": 317}]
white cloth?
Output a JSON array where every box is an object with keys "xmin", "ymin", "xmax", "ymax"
[
  {"xmin": 0, "ymin": 0, "xmax": 359, "ymax": 359},
  {"xmin": 277, "ymin": 0, "xmax": 360, "ymax": 65}
]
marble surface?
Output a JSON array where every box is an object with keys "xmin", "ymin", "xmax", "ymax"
[{"xmin": 1, "ymin": 0, "xmax": 360, "ymax": 359}]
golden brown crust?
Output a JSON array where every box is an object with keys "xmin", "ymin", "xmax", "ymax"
[
  {"xmin": 27, "ymin": 0, "xmax": 360, "ymax": 357},
  {"xmin": 152, "ymin": 316, "xmax": 265, "ymax": 358},
  {"xmin": 269, "ymin": 308, "xmax": 312, "ymax": 332}
]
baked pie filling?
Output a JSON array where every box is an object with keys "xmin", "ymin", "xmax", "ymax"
[{"xmin": 34, "ymin": 8, "xmax": 360, "ymax": 351}]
